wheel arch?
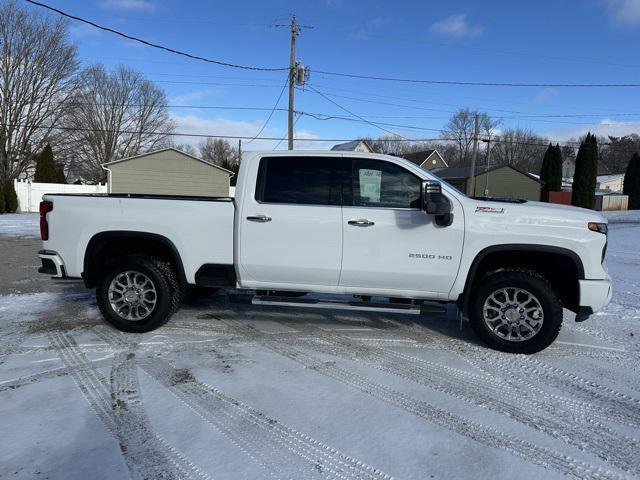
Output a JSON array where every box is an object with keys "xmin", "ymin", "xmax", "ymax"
[
  {"xmin": 83, "ymin": 231, "xmax": 187, "ymax": 289},
  {"xmin": 458, "ymin": 244, "xmax": 584, "ymax": 315}
]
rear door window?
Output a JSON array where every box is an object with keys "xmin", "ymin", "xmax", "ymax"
[{"xmin": 255, "ymin": 156, "xmax": 343, "ymax": 205}]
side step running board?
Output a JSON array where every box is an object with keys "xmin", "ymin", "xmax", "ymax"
[{"xmin": 251, "ymin": 295, "xmax": 447, "ymax": 316}]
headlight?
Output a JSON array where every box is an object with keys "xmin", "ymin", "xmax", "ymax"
[{"xmin": 588, "ymin": 222, "xmax": 608, "ymax": 235}]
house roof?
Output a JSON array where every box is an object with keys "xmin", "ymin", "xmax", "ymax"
[
  {"xmin": 403, "ymin": 150, "xmax": 435, "ymax": 164},
  {"xmin": 432, "ymin": 164, "xmax": 542, "ymax": 183},
  {"xmin": 597, "ymin": 173, "xmax": 624, "ymax": 183},
  {"xmin": 330, "ymin": 140, "xmax": 372, "ymax": 152},
  {"xmin": 102, "ymin": 147, "xmax": 234, "ymax": 176}
]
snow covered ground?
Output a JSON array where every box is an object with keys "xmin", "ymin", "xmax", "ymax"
[
  {"xmin": 0, "ymin": 216, "xmax": 639, "ymax": 479},
  {"xmin": 0, "ymin": 213, "xmax": 39, "ymax": 238}
]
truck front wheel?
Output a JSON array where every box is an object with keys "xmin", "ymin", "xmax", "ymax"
[
  {"xmin": 468, "ymin": 269, "xmax": 562, "ymax": 354},
  {"xmin": 96, "ymin": 255, "xmax": 180, "ymax": 333}
]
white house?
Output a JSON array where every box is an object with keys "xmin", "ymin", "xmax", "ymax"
[{"xmin": 597, "ymin": 173, "xmax": 625, "ymax": 193}]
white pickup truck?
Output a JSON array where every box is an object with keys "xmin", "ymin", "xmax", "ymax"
[{"xmin": 38, "ymin": 150, "xmax": 612, "ymax": 353}]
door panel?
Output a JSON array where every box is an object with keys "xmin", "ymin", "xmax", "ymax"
[
  {"xmin": 239, "ymin": 155, "xmax": 344, "ymax": 287},
  {"xmin": 240, "ymin": 204, "xmax": 343, "ymax": 285},
  {"xmin": 339, "ymin": 158, "xmax": 464, "ymax": 295},
  {"xmin": 340, "ymin": 206, "xmax": 464, "ymax": 294}
]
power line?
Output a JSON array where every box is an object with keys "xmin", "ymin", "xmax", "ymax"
[
  {"xmin": 305, "ymin": 84, "xmax": 408, "ymax": 138},
  {"xmin": 4, "ymin": 122, "xmax": 640, "ymax": 153},
  {"xmin": 313, "ymin": 69, "xmax": 640, "ymax": 88},
  {"xmin": 25, "ymin": 0, "xmax": 288, "ymax": 72},
  {"xmin": 0, "ymin": 121, "xmax": 437, "ymax": 142},
  {"xmin": 307, "ymin": 82, "xmax": 640, "ymax": 118},
  {"xmin": 245, "ymin": 76, "xmax": 289, "ymax": 144},
  {"xmin": 300, "ymin": 111, "xmax": 444, "ymax": 132},
  {"xmin": 297, "ymin": 86, "xmax": 640, "ymax": 126}
]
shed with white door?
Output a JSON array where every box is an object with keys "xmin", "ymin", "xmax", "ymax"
[{"xmin": 103, "ymin": 148, "xmax": 234, "ymax": 197}]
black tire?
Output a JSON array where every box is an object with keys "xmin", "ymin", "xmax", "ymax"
[
  {"xmin": 468, "ymin": 269, "xmax": 562, "ymax": 354},
  {"xmin": 96, "ymin": 255, "xmax": 180, "ymax": 333}
]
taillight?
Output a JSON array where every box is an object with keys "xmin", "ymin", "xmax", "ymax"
[{"xmin": 39, "ymin": 201, "xmax": 53, "ymax": 240}]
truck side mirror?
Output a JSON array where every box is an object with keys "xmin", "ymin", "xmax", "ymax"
[
  {"xmin": 422, "ymin": 180, "xmax": 450, "ymax": 214},
  {"xmin": 422, "ymin": 180, "xmax": 453, "ymax": 226}
]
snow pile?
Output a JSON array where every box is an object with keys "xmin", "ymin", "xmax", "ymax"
[{"xmin": 0, "ymin": 214, "xmax": 39, "ymax": 238}]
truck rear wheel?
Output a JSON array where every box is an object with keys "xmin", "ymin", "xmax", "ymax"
[
  {"xmin": 96, "ymin": 255, "xmax": 180, "ymax": 333},
  {"xmin": 468, "ymin": 269, "xmax": 562, "ymax": 354}
]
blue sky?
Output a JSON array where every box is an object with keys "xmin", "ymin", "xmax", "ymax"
[{"xmin": 28, "ymin": 0, "xmax": 640, "ymax": 149}]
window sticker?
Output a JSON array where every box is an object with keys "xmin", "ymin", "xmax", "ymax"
[{"xmin": 359, "ymin": 169, "xmax": 382, "ymax": 203}]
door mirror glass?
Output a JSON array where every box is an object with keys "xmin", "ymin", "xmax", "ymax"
[{"xmin": 422, "ymin": 180, "xmax": 451, "ymax": 216}]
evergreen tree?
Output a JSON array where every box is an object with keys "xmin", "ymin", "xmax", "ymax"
[
  {"xmin": 222, "ymin": 159, "xmax": 240, "ymax": 187},
  {"xmin": 54, "ymin": 163, "xmax": 67, "ymax": 184},
  {"xmin": 552, "ymin": 144, "xmax": 564, "ymax": 190},
  {"xmin": 540, "ymin": 143, "xmax": 553, "ymax": 191},
  {"xmin": 623, "ymin": 153, "xmax": 638, "ymax": 196},
  {"xmin": 540, "ymin": 143, "xmax": 563, "ymax": 191},
  {"xmin": 625, "ymin": 153, "xmax": 640, "ymax": 209},
  {"xmin": 33, "ymin": 144, "xmax": 58, "ymax": 183},
  {"xmin": 3, "ymin": 180, "xmax": 18, "ymax": 212},
  {"xmin": 0, "ymin": 184, "xmax": 5, "ymax": 213},
  {"xmin": 572, "ymin": 133, "xmax": 598, "ymax": 209}
]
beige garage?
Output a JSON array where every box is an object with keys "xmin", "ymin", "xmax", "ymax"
[{"xmin": 103, "ymin": 148, "xmax": 233, "ymax": 197}]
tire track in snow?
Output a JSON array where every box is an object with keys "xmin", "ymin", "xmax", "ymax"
[
  {"xmin": 48, "ymin": 332, "xmax": 209, "ymax": 480},
  {"xmin": 0, "ymin": 331, "xmax": 28, "ymax": 366},
  {"xmin": 383, "ymin": 318, "xmax": 640, "ymax": 426},
  {"xmin": 218, "ymin": 318, "xmax": 627, "ymax": 480},
  {"xmin": 280, "ymin": 320, "xmax": 640, "ymax": 476},
  {"xmin": 95, "ymin": 325, "xmax": 393, "ymax": 480},
  {"xmin": 0, "ymin": 357, "xmax": 113, "ymax": 392}
]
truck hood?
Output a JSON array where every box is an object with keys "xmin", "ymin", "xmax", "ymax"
[{"xmin": 470, "ymin": 199, "xmax": 606, "ymax": 228}]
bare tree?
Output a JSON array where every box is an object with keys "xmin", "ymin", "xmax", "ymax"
[
  {"xmin": 172, "ymin": 143, "xmax": 198, "ymax": 157},
  {"xmin": 62, "ymin": 65, "xmax": 174, "ymax": 182},
  {"xmin": 490, "ymin": 128, "xmax": 549, "ymax": 172},
  {"xmin": 199, "ymin": 138, "xmax": 237, "ymax": 166},
  {"xmin": 600, "ymin": 134, "xmax": 640, "ymax": 173},
  {"xmin": 0, "ymin": 1, "xmax": 79, "ymax": 182},
  {"xmin": 441, "ymin": 109, "xmax": 496, "ymax": 166}
]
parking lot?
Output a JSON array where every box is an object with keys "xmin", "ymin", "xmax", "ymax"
[{"xmin": 1, "ymin": 214, "xmax": 639, "ymax": 480}]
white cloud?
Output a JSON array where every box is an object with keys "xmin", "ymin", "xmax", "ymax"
[
  {"xmin": 170, "ymin": 114, "xmax": 325, "ymax": 151},
  {"xmin": 544, "ymin": 118, "xmax": 640, "ymax": 141},
  {"xmin": 69, "ymin": 23, "xmax": 102, "ymax": 40},
  {"xmin": 602, "ymin": 0, "xmax": 640, "ymax": 25},
  {"xmin": 101, "ymin": 0, "xmax": 157, "ymax": 12},
  {"xmin": 430, "ymin": 14, "xmax": 483, "ymax": 38},
  {"xmin": 531, "ymin": 88, "xmax": 559, "ymax": 104},
  {"xmin": 170, "ymin": 89, "xmax": 220, "ymax": 105}
]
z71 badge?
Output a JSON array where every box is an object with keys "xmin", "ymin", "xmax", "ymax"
[{"xmin": 475, "ymin": 206, "xmax": 505, "ymax": 214}]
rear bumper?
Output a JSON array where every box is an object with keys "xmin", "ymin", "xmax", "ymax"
[
  {"xmin": 38, "ymin": 250, "xmax": 67, "ymax": 278},
  {"xmin": 577, "ymin": 277, "xmax": 612, "ymax": 320}
]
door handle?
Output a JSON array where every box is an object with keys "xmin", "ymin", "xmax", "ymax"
[
  {"xmin": 246, "ymin": 215, "xmax": 272, "ymax": 223},
  {"xmin": 348, "ymin": 219, "xmax": 375, "ymax": 227}
]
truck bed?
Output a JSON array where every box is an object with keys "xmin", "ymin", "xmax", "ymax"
[{"xmin": 41, "ymin": 193, "xmax": 235, "ymax": 283}]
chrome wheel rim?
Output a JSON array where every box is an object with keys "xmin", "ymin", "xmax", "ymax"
[
  {"xmin": 482, "ymin": 287, "xmax": 543, "ymax": 342},
  {"xmin": 108, "ymin": 270, "xmax": 157, "ymax": 321}
]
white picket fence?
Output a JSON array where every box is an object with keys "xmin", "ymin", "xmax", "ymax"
[{"xmin": 14, "ymin": 179, "xmax": 107, "ymax": 213}]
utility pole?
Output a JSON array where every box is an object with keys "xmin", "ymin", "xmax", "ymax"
[
  {"xmin": 467, "ymin": 114, "xmax": 480, "ymax": 197},
  {"xmin": 237, "ymin": 139, "xmax": 242, "ymax": 164},
  {"xmin": 287, "ymin": 16, "xmax": 299, "ymax": 150},
  {"xmin": 482, "ymin": 137, "xmax": 492, "ymax": 196}
]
